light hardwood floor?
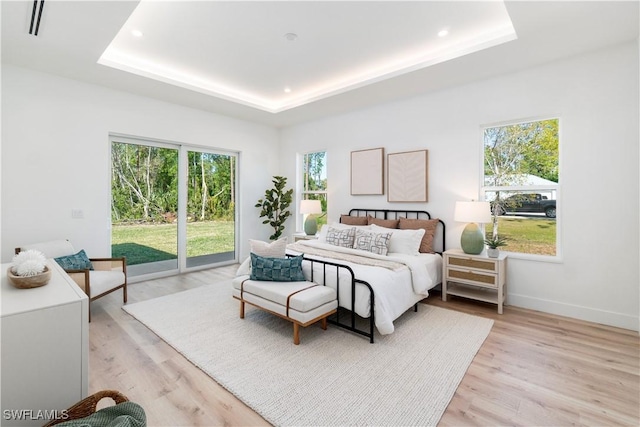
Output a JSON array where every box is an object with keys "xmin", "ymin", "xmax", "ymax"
[{"xmin": 89, "ymin": 265, "xmax": 639, "ymax": 426}]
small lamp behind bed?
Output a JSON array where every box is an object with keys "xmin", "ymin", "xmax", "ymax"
[
  {"xmin": 454, "ymin": 201, "xmax": 491, "ymax": 255},
  {"xmin": 300, "ymin": 200, "xmax": 323, "ymax": 235}
]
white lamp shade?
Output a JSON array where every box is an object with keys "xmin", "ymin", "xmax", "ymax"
[
  {"xmin": 454, "ymin": 201, "xmax": 491, "ymax": 224},
  {"xmin": 300, "ymin": 199, "xmax": 322, "ymax": 214}
]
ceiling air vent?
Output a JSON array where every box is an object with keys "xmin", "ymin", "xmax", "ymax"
[{"xmin": 29, "ymin": 0, "xmax": 45, "ymax": 36}]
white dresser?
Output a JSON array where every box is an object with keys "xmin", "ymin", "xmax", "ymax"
[{"xmin": 1, "ymin": 260, "xmax": 88, "ymax": 426}]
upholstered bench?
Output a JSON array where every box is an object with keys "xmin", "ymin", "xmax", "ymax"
[{"xmin": 232, "ymin": 275, "xmax": 337, "ymax": 345}]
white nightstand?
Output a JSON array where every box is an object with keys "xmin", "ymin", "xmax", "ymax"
[
  {"xmin": 442, "ymin": 248, "xmax": 507, "ymax": 314},
  {"xmin": 293, "ymin": 232, "xmax": 318, "ymax": 242}
]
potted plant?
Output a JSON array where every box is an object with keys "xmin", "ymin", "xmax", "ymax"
[
  {"xmin": 484, "ymin": 235, "xmax": 507, "ymax": 258},
  {"xmin": 255, "ymin": 176, "xmax": 293, "ymax": 240}
]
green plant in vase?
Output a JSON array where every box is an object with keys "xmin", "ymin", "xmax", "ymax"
[
  {"xmin": 255, "ymin": 176, "xmax": 293, "ymax": 240},
  {"xmin": 484, "ymin": 235, "xmax": 508, "ymax": 258}
]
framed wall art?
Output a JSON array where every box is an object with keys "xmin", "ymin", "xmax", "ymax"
[
  {"xmin": 351, "ymin": 147, "xmax": 384, "ymax": 195},
  {"xmin": 387, "ymin": 149, "xmax": 428, "ymax": 202}
]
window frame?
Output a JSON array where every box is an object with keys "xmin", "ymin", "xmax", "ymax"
[
  {"xmin": 110, "ymin": 133, "xmax": 239, "ymax": 279},
  {"xmin": 297, "ymin": 150, "xmax": 328, "ymax": 233},
  {"xmin": 480, "ymin": 116, "xmax": 562, "ymax": 262}
]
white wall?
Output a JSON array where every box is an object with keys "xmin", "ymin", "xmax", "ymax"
[
  {"xmin": 1, "ymin": 65, "xmax": 280, "ymax": 263},
  {"xmin": 280, "ymin": 41, "xmax": 640, "ymax": 331},
  {"xmin": 2, "ymin": 42, "xmax": 638, "ymax": 332}
]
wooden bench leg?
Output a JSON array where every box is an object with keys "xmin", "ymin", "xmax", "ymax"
[
  {"xmin": 321, "ymin": 317, "xmax": 327, "ymax": 330},
  {"xmin": 239, "ymin": 301, "xmax": 245, "ymax": 319},
  {"xmin": 293, "ymin": 323, "xmax": 300, "ymax": 345}
]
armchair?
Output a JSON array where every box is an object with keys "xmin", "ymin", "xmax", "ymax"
[{"xmin": 15, "ymin": 239, "xmax": 127, "ymax": 322}]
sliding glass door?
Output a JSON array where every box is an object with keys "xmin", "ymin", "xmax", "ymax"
[
  {"xmin": 111, "ymin": 136, "xmax": 237, "ymax": 277},
  {"xmin": 186, "ymin": 150, "xmax": 236, "ymax": 267}
]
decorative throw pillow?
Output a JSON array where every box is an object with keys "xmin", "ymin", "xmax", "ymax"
[
  {"xmin": 318, "ymin": 223, "xmax": 369, "ymax": 242},
  {"xmin": 367, "ymin": 216, "xmax": 400, "ymax": 229},
  {"xmin": 340, "ymin": 214, "xmax": 368, "ymax": 226},
  {"xmin": 370, "ymin": 224, "xmax": 425, "ymax": 256},
  {"xmin": 250, "ymin": 253, "xmax": 306, "ymax": 282},
  {"xmin": 249, "ymin": 237, "xmax": 287, "ymax": 258},
  {"xmin": 398, "ymin": 218, "xmax": 440, "ymax": 253},
  {"xmin": 353, "ymin": 229, "xmax": 392, "ymax": 256},
  {"xmin": 325, "ymin": 226, "xmax": 356, "ymax": 248},
  {"xmin": 236, "ymin": 238, "xmax": 288, "ymax": 276},
  {"xmin": 54, "ymin": 249, "xmax": 93, "ymax": 270}
]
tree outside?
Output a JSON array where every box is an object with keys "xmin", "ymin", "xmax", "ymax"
[
  {"xmin": 302, "ymin": 151, "xmax": 328, "ymax": 228},
  {"xmin": 111, "ymin": 142, "xmax": 236, "ymax": 265},
  {"xmin": 483, "ymin": 119, "xmax": 559, "ymax": 255}
]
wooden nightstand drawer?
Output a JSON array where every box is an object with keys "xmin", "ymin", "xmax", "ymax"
[
  {"xmin": 447, "ymin": 256, "xmax": 498, "ymax": 273},
  {"xmin": 442, "ymin": 249, "xmax": 507, "ymax": 314},
  {"xmin": 447, "ymin": 267, "xmax": 498, "ymax": 288}
]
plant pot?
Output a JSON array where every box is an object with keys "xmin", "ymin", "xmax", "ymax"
[
  {"xmin": 487, "ymin": 248, "xmax": 500, "ymax": 258},
  {"xmin": 7, "ymin": 266, "xmax": 51, "ymax": 289}
]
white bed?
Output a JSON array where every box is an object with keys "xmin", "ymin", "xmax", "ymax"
[
  {"xmin": 287, "ymin": 209, "xmax": 445, "ymax": 342},
  {"xmin": 286, "ymin": 238, "xmax": 442, "ymax": 335}
]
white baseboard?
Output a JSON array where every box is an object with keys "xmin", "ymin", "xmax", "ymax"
[{"xmin": 507, "ymin": 293, "xmax": 639, "ymax": 332}]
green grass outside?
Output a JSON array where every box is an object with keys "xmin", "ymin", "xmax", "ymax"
[
  {"xmin": 486, "ymin": 216, "xmax": 556, "ymax": 256},
  {"xmin": 112, "ymin": 221, "xmax": 235, "ymax": 265},
  {"xmin": 113, "ymin": 215, "xmax": 556, "ymax": 264}
]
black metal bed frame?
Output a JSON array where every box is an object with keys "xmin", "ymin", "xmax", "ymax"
[
  {"xmin": 291, "ymin": 255, "xmax": 376, "ymax": 343},
  {"xmin": 290, "ymin": 208, "xmax": 446, "ymax": 343}
]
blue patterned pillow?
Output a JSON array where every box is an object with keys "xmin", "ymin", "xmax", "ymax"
[
  {"xmin": 55, "ymin": 249, "xmax": 94, "ymax": 271},
  {"xmin": 250, "ymin": 253, "xmax": 306, "ymax": 282}
]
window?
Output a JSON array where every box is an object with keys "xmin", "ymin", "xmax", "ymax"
[
  {"xmin": 299, "ymin": 151, "xmax": 327, "ymax": 231},
  {"xmin": 482, "ymin": 118, "xmax": 559, "ymax": 257},
  {"xmin": 111, "ymin": 136, "xmax": 238, "ymax": 277}
]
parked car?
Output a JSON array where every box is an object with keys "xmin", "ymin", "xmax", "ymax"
[{"xmin": 492, "ymin": 193, "xmax": 556, "ymax": 218}]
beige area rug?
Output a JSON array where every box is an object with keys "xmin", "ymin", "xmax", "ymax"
[{"xmin": 123, "ymin": 281, "xmax": 493, "ymax": 426}]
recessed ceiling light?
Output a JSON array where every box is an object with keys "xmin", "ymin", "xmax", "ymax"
[
  {"xmin": 284, "ymin": 87, "xmax": 292, "ymax": 93},
  {"xmin": 438, "ymin": 29, "xmax": 449, "ymax": 37},
  {"xmin": 284, "ymin": 33, "xmax": 298, "ymax": 42},
  {"xmin": 131, "ymin": 30, "xmax": 143, "ymax": 38}
]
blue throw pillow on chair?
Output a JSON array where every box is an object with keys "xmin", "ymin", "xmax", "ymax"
[
  {"xmin": 250, "ymin": 253, "xmax": 306, "ymax": 282},
  {"xmin": 55, "ymin": 249, "xmax": 94, "ymax": 270}
]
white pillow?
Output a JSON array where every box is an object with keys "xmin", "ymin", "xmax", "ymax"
[
  {"xmin": 250, "ymin": 237, "xmax": 287, "ymax": 258},
  {"xmin": 237, "ymin": 237, "xmax": 288, "ymax": 276},
  {"xmin": 353, "ymin": 229, "xmax": 392, "ymax": 256},
  {"xmin": 370, "ymin": 224, "xmax": 425, "ymax": 256},
  {"xmin": 325, "ymin": 226, "xmax": 356, "ymax": 248},
  {"xmin": 318, "ymin": 222, "xmax": 370, "ymax": 242}
]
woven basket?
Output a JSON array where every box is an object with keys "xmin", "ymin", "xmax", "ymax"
[
  {"xmin": 43, "ymin": 390, "xmax": 129, "ymax": 427},
  {"xmin": 6, "ymin": 266, "xmax": 51, "ymax": 289}
]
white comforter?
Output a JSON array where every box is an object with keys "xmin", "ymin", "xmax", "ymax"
[{"xmin": 287, "ymin": 240, "xmax": 442, "ymax": 335}]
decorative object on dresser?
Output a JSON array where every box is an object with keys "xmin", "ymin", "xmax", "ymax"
[
  {"xmin": 454, "ymin": 200, "xmax": 492, "ymax": 254},
  {"xmin": 255, "ymin": 175, "xmax": 293, "ymax": 240},
  {"xmin": 7, "ymin": 249, "xmax": 51, "ymax": 288},
  {"xmin": 484, "ymin": 235, "xmax": 508, "ymax": 258},
  {"xmin": 350, "ymin": 147, "xmax": 384, "ymax": 195},
  {"xmin": 15, "ymin": 239, "xmax": 127, "ymax": 322},
  {"xmin": 442, "ymin": 248, "xmax": 507, "ymax": 313},
  {"xmin": 300, "ymin": 199, "xmax": 323, "ymax": 235},
  {"xmin": 387, "ymin": 149, "xmax": 428, "ymax": 202}
]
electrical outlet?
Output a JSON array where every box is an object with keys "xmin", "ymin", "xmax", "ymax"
[{"xmin": 71, "ymin": 209, "xmax": 84, "ymax": 219}]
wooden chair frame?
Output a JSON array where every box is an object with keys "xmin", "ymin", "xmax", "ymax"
[{"xmin": 14, "ymin": 248, "xmax": 127, "ymax": 322}]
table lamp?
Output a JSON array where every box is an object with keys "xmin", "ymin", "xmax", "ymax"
[
  {"xmin": 300, "ymin": 200, "xmax": 322, "ymax": 235},
  {"xmin": 454, "ymin": 201, "xmax": 491, "ymax": 254}
]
